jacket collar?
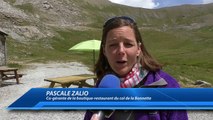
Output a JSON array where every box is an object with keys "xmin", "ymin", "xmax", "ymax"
[
  {"xmin": 140, "ymin": 78, "xmax": 168, "ymax": 88},
  {"xmin": 134, "ymin": 70, "xmax": 168, "ymax": 88}
]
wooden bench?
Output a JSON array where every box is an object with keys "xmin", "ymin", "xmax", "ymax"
[
  {"xmin": 44, "ymin": 74, "xmax": 97, "ymax": 88},
  {"xmin": 0, "ymin": 66, "xmax": 23, "ymax": 84},
  {"xmin": 1, "ymin": 73, "xmax": 24, "ymax": 80}
]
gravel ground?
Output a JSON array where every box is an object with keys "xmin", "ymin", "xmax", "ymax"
[
  {"xmin": 0, "ymin": 62, "xmax": 213, "ymax": 120},
  {"xmin": 0, "ymin": 62, "xmax": 92, "ymax": 120}
]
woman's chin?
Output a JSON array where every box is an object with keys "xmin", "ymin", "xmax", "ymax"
[{"xmin": 114, "ymin": 69, "xmax": 129, "ymax": 77}]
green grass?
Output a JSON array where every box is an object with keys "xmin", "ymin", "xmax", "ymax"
[
  {"xmin": 4, "ymin": 0, "xmax": 16, "ymax": 4},
  {"xmin": 51, "ymin": 29, "xmax": 101, "ymax": 52},
  {"xmin": 164, "ymin": 65, "xmax": 213, "ymax": 84},
  {"xmin": 15, "ymin": 3, "xmax": 35, "ymax": 13},
  {"xmin": 140, "ymin": 28, "xmax": 213, "ymax": 84},
  {"xmin": 7, "ymin": 29, "xmax": 102, "ymax": 71},
  {"xmin": 7, "ymin": 26, "xmax": 212, "ymax": 85}
]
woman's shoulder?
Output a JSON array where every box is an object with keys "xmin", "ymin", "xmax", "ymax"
[{"xmin": 146, "ymin": 70, "xmax": 180, "ymax": 88}]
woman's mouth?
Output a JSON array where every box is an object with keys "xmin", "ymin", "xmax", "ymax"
[{"xmin": 116, "ymin": 60, "xmax": 127, "ymax": 64}]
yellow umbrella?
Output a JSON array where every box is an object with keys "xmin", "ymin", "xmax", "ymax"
[{"xmin": 69, "ymin": 39, "xmax": 101, "ymax": 67}]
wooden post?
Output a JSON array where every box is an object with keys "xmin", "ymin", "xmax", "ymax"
[
  {"xmin": 14, "ymin": 70, "xmax": 20, "ymax": 84},
  {"xmin": 0, "ymin": 73, "xmax": 2, "ymax": 86}
]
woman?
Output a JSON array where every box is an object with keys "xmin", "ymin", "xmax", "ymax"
[{"xmin": 84, "ymin": 16, "xmax": 188, "ymax": 120}]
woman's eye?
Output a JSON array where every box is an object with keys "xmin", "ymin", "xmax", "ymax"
[
  {"xmin": 109, "ymin": 44, "xmax": 117, "ymax": 47},
  {"xmin": 125, "ymin": 43, "xmax": 133, "ymax": 47}
]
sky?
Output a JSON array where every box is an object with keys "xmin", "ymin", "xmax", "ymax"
[{"xmin": 108, "ymin": 0, "xmax": 213, "ymax": 9}]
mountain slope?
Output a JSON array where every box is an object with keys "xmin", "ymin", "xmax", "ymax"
[{"xmin": 1, "ymin": 0, "xmax": 212, "ymax": 41}]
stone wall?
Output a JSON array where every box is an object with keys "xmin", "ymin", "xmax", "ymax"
[{"xmin": 0, "ymin": 32, "xmax": 7, "ymax": 66}]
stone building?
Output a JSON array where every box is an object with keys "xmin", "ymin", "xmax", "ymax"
[{"xmin": 0, "ymin": 30, "xmax": 8, "ymax": 66}]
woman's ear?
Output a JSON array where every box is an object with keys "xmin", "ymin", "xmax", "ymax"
[{"xmin": 136, "ymin": 43, "xmax": 141, "ymax": 57}]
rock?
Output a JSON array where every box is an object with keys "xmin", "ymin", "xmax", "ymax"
[
  {"xmin": 42, "ymin": 1, "xmax": 53, "ymax": 10},
  {"xmin": 194, "ymin": 80, "xmax": 212, "ymax": 88},
  {"xmin": 0, "ymin": 0, "xmax": 84, "ymax": 41}
]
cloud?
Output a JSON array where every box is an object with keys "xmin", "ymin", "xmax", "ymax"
[
  {"xmin": 202, "ymin": 0, "xmax": 213, "ymax": 4},
  {"xmin": 108, "ymin": 0, "xmax": 159, "ymax": 9},
  {"xmin": 109, "ymin": 0, "xmax": 213, "ymax": 9}
]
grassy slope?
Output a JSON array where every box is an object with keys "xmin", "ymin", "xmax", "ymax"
[{"xmin": 6, "ymin": 1, "xmax": 213, "ymax": 84}]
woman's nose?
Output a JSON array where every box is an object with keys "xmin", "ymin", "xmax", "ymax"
[{"xmin": 117, "ymin": 44, "xmax": 125, "ymax": 55}]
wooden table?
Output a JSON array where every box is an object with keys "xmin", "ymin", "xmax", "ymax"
[
  {"xmin": 44, "ymin": 74, "xmax": 97, "ymax": 88},
  {"xmin": 0, "ymin": 66, "xmax": 21, "ymax": 84}
]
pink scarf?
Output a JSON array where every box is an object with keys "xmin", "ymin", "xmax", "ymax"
[{"xmin": 120, "ymin": 64, "xmax": 148, "ymax": 88}]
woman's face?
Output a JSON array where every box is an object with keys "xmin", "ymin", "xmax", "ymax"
[{"xmin": 104, "ymin": 26, "xmax": 141, "ymax": 77}]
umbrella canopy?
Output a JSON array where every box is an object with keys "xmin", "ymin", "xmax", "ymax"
[
  {"xmin": 69, "ymin": 39, "xmax": 101, "ymax": 69},
  {"xmin": 69, "ymin": 39, "xmax": 101, "ymax": 51}
]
